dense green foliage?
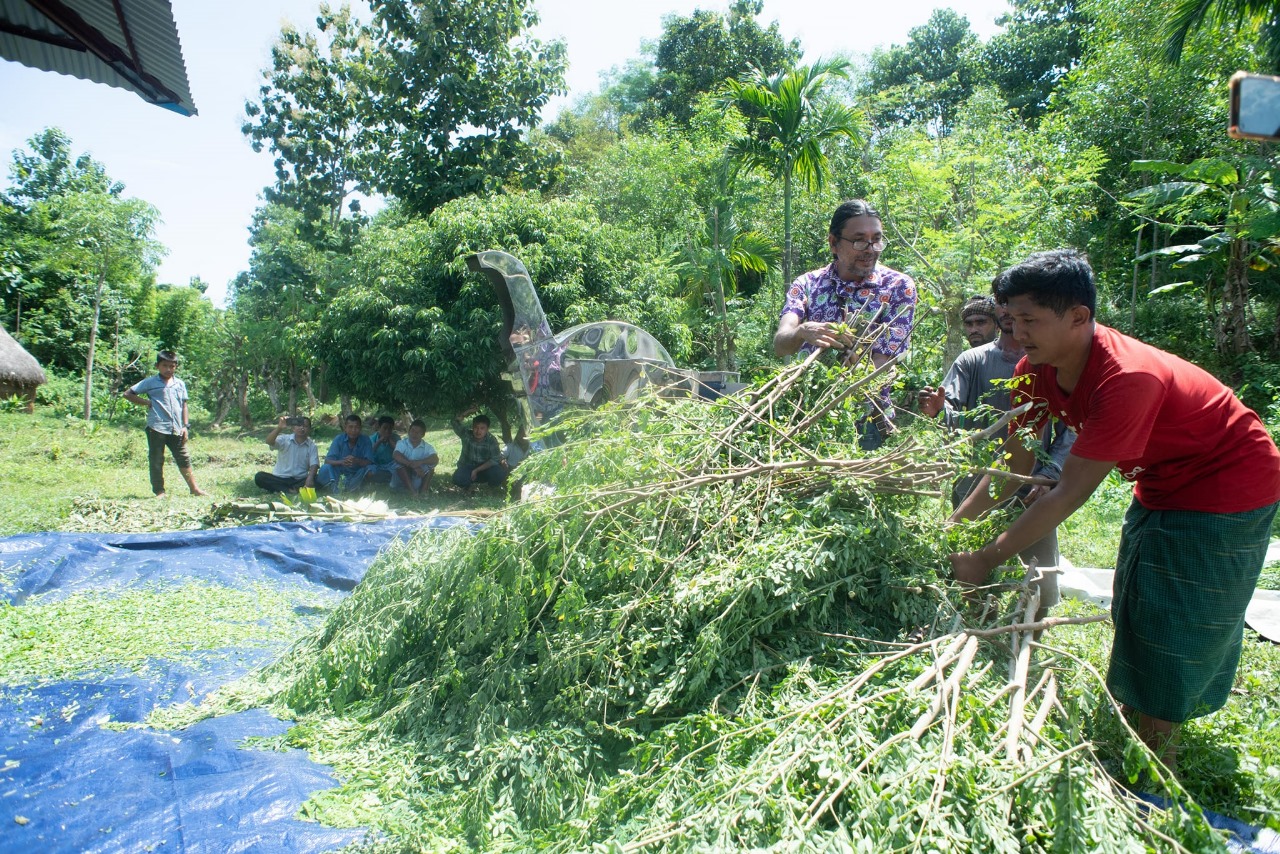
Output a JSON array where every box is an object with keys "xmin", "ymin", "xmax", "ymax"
[
  {"xmin": 0, "ymin": 129, "xmax": 170, "ymax": 418},
  {"xmin": 11, "ymin": 0, "xmax": 1280, "ymax": 428},
  {"xmin": 638, "ymin": 0, "xmax": 802, "ymax": 128},
  {"xmin": 318, "ymin": 192, "xmax": 691, "ymax": 431},
  {"xmin": 8, "ymin": 6, "xmax": 1280, "ymax": 843}
]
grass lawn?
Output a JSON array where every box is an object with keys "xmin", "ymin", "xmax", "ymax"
[{"xmin": 0, "ymin": 408, "xmax": 508, "ymax": 536}]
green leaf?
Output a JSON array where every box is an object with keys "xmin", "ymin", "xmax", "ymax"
[{"xmin": 1148, "ymin": 280, "xmax": 1195, "ymax": 295}]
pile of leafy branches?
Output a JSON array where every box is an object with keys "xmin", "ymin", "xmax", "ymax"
[{"xmin": 189, "ymin": 342, "xmax": 1237, "ymax": 851}]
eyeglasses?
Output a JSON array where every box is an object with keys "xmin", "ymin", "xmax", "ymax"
[{"xmin": 837, "ymin": 235, "xmax": 886, "ymax": 252}]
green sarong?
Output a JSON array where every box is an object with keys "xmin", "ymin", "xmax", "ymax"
[{"xmin": 1107, "ymin": 498, "xmax": 1277, "ymax": 723}]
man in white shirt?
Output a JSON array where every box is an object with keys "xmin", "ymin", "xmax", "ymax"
[
  {"xmin": 254, "ymin": 415, "xmax": 319, "ymax": 494},
  {"xmin": 393, "ymin": 419, "xmax": 440, "ymax": 496}
]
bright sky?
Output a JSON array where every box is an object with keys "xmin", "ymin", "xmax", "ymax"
[{"xmin": 0, "ymin": 0, "xmax": 1011, "ymax": 307}]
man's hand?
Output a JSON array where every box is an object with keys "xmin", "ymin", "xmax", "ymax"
[
  {"xmin": 1020, "ymin": 484, "xmax": 1052, "ymax": 505},
  {"xmin": 798, "ymin": 321, "xmax": 852, "ymax": 351},
  {"xmin": 917, "ymin": 386, "xmax": 945, "ymax": 418},
  {"xmin": 949, "ymin": 551, "xmax": 996, "ymax": 588}
]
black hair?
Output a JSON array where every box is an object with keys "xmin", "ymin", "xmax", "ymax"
[
  {"xmin": 344, "ymin": 413, "xmax": 363, "ymax": 426},
  {"xmin": 410, "ymin": 418, "xmax": 426, "ymax": 431},
  {"xmin": 156, "ymin": 350, "xmax": 179, "ymax": 364},
  {"xmin": 472, "ymin": 414, "xmax": 491, "ymax": 427},
  {"xmin": 376, "ymin": 414, "xmax": 395, "ymax": 428},
  {"xmin": 989, "ymin": 272, "xmax": 1007, "ymax": 299},
  {"xmin": 994, "ymin": 249, "xmax": 1096, "ymax": 319},
  {"xmin": 828, "ymin": 199, "xmax": 882, "ymax": 237}
]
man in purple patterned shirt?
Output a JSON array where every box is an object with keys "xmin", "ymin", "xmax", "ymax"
[{"xmin": 774, "ymin": 199, "xmax": 918, "ymax": 448}]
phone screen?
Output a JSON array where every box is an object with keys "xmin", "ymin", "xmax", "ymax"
[{"xmin": 1229, "ymin": 71, "xmax": 1280, "ymax": 141}]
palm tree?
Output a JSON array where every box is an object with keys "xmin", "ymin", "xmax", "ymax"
[
  {"xmin": 675, "ymin": 187, "xmax": 779, "ymax": 371},
  {"xmin": 721, "ymin": 58, "xmax": 865, "ymax": 286},
  {"xmin": 1163, "ymin": 0, "xmax": 1280, "ymax": 70}
]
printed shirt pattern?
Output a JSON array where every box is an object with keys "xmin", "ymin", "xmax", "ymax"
[
  {"xmin": 781, "ymin": 262, "xmax": 917, "ymax": 357},
  {"xmin": 781, "ymin": 262, "xmax": 917, "ymax": 417}
]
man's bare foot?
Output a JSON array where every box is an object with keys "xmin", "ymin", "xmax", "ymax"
[
  {"xmin": 190, "ymin": 488, "xmax": 209, "ymax": 496},
  {"xmin": 154, "ymin": 492, "xmax": 168, "ymax": 499}
]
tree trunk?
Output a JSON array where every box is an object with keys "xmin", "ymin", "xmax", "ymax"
[
  {"xmin": 303, "ymin": 369, "xmax": 317, "ymax": 411},
  {"xmin": 264, "ymin": 371, "xmax": 282, "ymax": 413},
  {"xmin": 498, "ymin": 411, "xmax": 513, "ymax": 445},
  {"xmin": 1130, "ymin": 225, "xmax": 1142, "ymax": 333},
  {"xmin": 340, "ymin": 394, "xmax": 353, "ymax": 417},
  {"xmin": 782, "ymin": 169, "xmax": 793, "ymax": 289},
  {"xmin": 287, "ymin": 361, "xmax": 299, "ymax": 414},
  {"xmin": 1220, "ymin": 238, "xmax": 1253, "ymax": 362},
  {"xmin": 212, "ymin": 392, "xmax": 232, "ymax": 429},
  {"xmin": 83, "ymin": 273, "xmax": 105, "ymax": 421},
  {"xmin": 237, "ymin": 372, "xmax": 252, "ymax": 430}
]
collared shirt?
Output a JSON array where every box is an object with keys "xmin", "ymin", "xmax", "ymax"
[
  {"xmin": 273, "ymin": 434, "xmax": 319, "ymax": 479},
  {"xmin": 451, "ymin": 419, "xmax": 502, "ymax": 467},
  {"xmin": 781, "ymin": 262, "xmax": 917, "ymax": 418},
  {"xmin": 325, "ymin": 433, "xmax": 374, "ymax": 467},
  {"xmin": 939, "ymin": 341, "xmax": 1024, "ymax": 430},
  {"xmin": 129, "ymin": 374, "xmax": 187, "ymax": 435},
  {"xmin": 394, "ymin": 436, "xmax": 437, "ymax": 468},
  {"xmin": 940, "ymin": 340, "xmax": 1075, "ymax": 480},
  {"xmin": 781, "ymin": 262, "xmax": 917, "ymax": 357}
]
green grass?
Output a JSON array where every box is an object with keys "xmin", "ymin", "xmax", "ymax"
[
  {"xmin": 1058, "ymin": 469, "xmax": 1131, "ymax": 569},
  {"xmin": 0, "ymin": 408, "xmax": 504, "ymax": 536},
  {"xmin": 1048, "ymin": 598, "xmax": 1280, "ymax": 828},
  {"xmin": 5, "ymin": 404, "xmax": 1280, "ymax": 849}
]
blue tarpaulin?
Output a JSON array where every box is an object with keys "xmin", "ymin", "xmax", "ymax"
[{"xmin": 0, "ymin": 516, "xmax": 469, "ymax": 854}]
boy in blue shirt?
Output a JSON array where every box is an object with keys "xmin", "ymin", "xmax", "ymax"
[{"xmin": 123, "ymin": 351, "xmax": 207, "ymax": 498}]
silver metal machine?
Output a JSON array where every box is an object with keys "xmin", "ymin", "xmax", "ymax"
[{"xmin": 466, "ymin": 250, "xmax": 739, "ymax": 431}]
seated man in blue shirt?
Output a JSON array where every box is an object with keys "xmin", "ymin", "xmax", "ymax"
[
  {"xmin": 366, "ymin": 414, "xmax": 401, "ymax": 485},
  {"xmin": 318, "ymin": 413, "xmax": 374, "ymax": 494}
]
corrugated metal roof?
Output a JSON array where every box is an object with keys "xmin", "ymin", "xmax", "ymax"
[{"xmin": 0, "ymin": 0, "xmax": 196, "ymax": 115}]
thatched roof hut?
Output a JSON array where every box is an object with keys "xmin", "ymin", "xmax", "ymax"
[{"xmin": 0, "ymin": 325, "xmax": 47, "ymax": 412}]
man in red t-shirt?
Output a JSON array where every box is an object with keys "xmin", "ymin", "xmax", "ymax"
[{"xmin": 950, "ymin": 249, "xmax": 1280, "ymax": 770}]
